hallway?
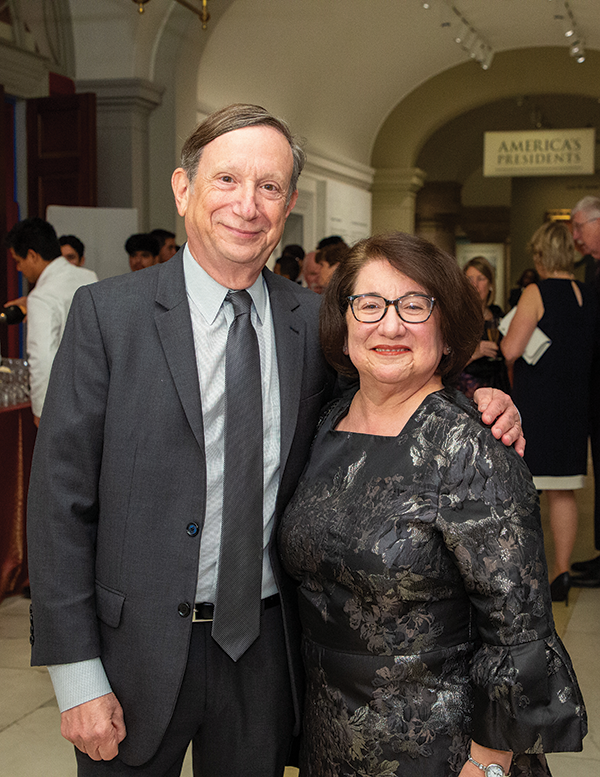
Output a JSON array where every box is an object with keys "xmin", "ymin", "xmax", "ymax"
[{"xmin": 1, "ymin": 480, "xmax": 598, "ymax": 776}]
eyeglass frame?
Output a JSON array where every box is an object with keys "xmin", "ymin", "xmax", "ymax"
[
  {"xmin": 346, "ymin": 292, "xmax": 436, "ymax": 324},
  {"xmin": 572, "ymin": 214, "xmax": 600, "ymax": 235}
]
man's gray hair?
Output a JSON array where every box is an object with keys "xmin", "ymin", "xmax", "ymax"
[
  {"xmin": 572, "ymin": 195, "xmax": 600, "ymax": 220},
  {"xmin": 180, "ymin": 104, "xmax": 306, "ymax": 206}
]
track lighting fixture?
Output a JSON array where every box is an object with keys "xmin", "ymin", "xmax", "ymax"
[
  {"xmin": 420, "ymin": 2, "xmax": 494, "ymax": 71},
  {"xmin": 553, "ymin": 0, "xmax": 586, "ymax": 63}
]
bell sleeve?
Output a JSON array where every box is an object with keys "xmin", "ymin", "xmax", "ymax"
[{"xmin": 436, "ymin": 424, "xmax": 587, "ymax": 755}]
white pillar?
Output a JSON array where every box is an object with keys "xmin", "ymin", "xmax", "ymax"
[
  {"xmin": 371, "ymin": 167, "xmax": 427, "ymax": 235},
  {"xmin": 75, "ymin": 78, "xmax": 163, "ymax": 230}
]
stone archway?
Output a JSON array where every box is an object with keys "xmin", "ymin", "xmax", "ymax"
[{"xmin": 370, "ymin": 47, "xmax": 600, "ymax": 237}]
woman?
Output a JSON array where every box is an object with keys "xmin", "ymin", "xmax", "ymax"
[
  {"xmin": 501, "ymin": 221, "xmax": 596, "ymax": 603},
  {"xmin": 278, "ymin": 233, "xmax": 586, "ymax": 777},
  {"xmin": 456, "ymin": 256, "xmax": 510, "ymax": 398}
]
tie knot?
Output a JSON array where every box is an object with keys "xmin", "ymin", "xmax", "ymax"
[{"xmin": 227, "ymin": 289, "xmax": 253, "ymax": 318}]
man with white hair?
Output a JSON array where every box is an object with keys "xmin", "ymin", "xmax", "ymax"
[
  {"xmin": 570, "ymin": 195, "xmax": 600, "ymax": 586},
  {"xmin": 572, "ymin": 196, "xmax": 600, "ymax": 262}
]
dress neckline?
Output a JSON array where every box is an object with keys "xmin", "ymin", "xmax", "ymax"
[{"xmin": 329, "ymin": 387, "xmax": 447, "ymax": 439}]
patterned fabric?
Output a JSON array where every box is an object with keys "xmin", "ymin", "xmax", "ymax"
[{"xmin": 278, "ymin": 388, "xmax": 586, "ymax": 777}]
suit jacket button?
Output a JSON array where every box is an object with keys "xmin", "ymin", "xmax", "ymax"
[
  {"xmin": 178, "ymin": 602, "xmax": 191, "ymax": 618},
  {"xmin": 186, "ymin": 522, "xmax": 199, "ymax": 537}
]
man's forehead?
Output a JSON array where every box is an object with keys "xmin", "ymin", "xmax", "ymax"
[{"xmin": 200, "ymin": 126, "xmax": 292, "ymax": 166}]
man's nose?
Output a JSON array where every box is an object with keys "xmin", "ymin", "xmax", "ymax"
[{"xmin": 233, "ymin": 184, "xmax": 259, "ymax": 219}]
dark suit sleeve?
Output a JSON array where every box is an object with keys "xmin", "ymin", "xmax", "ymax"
[{"xmin": 28, "ymin": 284, "xmax": 109, "ymax": 666}]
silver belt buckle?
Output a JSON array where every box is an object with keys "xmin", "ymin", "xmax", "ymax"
[{"xmin": 192, "ymin": 603, "xmax": 215, "ymax": 623}]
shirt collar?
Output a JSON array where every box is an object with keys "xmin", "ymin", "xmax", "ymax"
[
  {"xmin": 35, "ymin": 256, "xmax": 67, "ymax": 286},
  {"xmin": 182, "ymin": 243, "xmax": 267, "ymax": 325}
]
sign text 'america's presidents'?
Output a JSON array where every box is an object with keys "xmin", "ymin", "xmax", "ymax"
[{"xmin": 484, "ymin": 128, "xmax": 596, "ymax": 177}]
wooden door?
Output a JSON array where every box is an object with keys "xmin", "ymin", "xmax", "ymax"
[{"xmin": 26, "ymin": 92, "xmax": 97, "ymax": 218}]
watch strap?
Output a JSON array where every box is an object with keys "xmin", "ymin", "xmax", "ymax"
[{"xmin": 467, "ymin": 755, "xmax": 509, "ymax": 777}]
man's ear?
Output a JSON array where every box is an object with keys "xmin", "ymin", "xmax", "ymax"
[
  {"xmin": 285, "ymin": 189, "xmax": 298, "ymax": 219},
  {"xmin": 171, "ymin": 168, "xmax": 191, "ymax": 217}
]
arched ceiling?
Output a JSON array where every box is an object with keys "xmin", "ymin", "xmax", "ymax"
[
  {"xmin": 193, "ymin": 0, "xmax": 600, "ymax": 166},
  {"xmin": 67, "ymin": 0, "xmax": 600, "ymax": 179},
  {"xmin": 373, "ymin": 46, "xmax": 600, "ymax": 170}
]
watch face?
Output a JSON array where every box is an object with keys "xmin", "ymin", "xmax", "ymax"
[{"xmin": 485, "ymin": 765, "xmax": 506, "ymax": 777}]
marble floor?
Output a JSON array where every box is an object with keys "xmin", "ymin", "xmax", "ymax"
[{"xmin": 1, "ymin": 482, "xmax": 598, "ymax": 776}]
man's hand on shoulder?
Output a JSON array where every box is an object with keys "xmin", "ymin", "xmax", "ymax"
[
  {"xmin": 60, "ymin": 692, "xmax": 126, "ymax": 761},
  {"xmin": 473, "ymin": 387, "xmax": 525, "ymax": 457}
]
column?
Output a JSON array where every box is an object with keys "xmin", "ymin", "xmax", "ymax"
[
  {"xmin": 75, "ymin": 78, "xmax": 163, "ymax": 230},
  {"xmin": 371, "ymin": 167, "xmax": 427, "ymax": 235},
  {"xmin": 415, "ymin": 181, "xmax": 463, "ymax": 256}
]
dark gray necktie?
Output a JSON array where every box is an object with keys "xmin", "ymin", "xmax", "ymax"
[{"xmin": 212, "ymin": 289, "xmax": 264, "ymax": 661}]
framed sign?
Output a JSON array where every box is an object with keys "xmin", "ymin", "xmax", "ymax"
[{"xmin": 484, "ymin": 128, "xmax": 595, "ymax": 177}]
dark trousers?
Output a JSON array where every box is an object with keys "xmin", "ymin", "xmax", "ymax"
[
  {"xmin": 76, "ymin": 604, "xmax": 295, "ymax": 777},
  {"xmin": 591, "ymin": 364, "xmax": 600, "ymax": 551},
  {"xmin": 592, "ymin": 411, "xmax": 600, "ymax": 552}
]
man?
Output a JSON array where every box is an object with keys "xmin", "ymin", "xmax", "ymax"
[
  {"xmin": 125, "ymin": 233, "xmax": 160, "ymax": 271},
  {"xmin": 301, "ymin": 249, "xmax": 321, "ymax": 292},
  {"xmin": 2, "ymin": 234, "xmax": 88, "ymax": 321},
  {"xmin": 59, "ymin": 234, "xmax": 87, "ymax": 266},
  {"xmin": 274, "ymin": 243, "xmax": 304, "ymax": 281},
  {"xmin": 5, "ymin": 218, "xmax": 97, "ymax": 425},
  {"xmin": 28, "ymin": 104, "xmax": 522, "ymax": 777},
  {"xmin": 317, "ymin": 234, "xmax": 345, "ymax": 249},
  {"xmin": 569, "ymin": 196, "xmax": 600, "ymax": 586},
  {"xmin": 274, "ymin": 254, "xmax": 300, "ymax": 281},
  {"xmin": 150, "ymin": 228, "xmax": 178, "ymax": 263}
]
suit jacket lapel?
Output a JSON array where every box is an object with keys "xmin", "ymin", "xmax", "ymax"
[
  {"xmin": 265, "ymin": 271, "xmax": 305, "ymax": 472},
  {"xmin": 154, "ymin": 251, "xmax": 205, "ymax": 451}
]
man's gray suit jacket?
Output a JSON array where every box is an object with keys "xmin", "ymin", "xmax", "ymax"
[{"xmin": 27, "ymin": 251, "xmax": 335, "ymax": 765}]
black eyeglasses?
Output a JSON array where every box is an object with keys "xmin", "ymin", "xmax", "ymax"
[{"xmin": 347, "ymin": 293, "xmax": 436, "ymax": 324}]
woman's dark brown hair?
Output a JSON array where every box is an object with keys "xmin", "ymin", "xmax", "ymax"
[{"xmin": 320, "ymin": 232, "xmax": 483, "ymax": 382}]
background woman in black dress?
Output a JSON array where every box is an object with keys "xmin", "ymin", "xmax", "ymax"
[
  {"xmin": 502, "ymin": 221, "xmax": 596, "ymax": 603},
  {"xmin": 279, "ymin": 233, "xmax": 586, "ymax": 777}
]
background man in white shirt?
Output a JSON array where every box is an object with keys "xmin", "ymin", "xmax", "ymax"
[{"xmin": 5, "ymin": 217, "xmax": 97, "ymax": 425}]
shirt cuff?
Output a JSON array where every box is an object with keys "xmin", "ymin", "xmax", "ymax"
[{"xmin": 47, "ymin": 658, "xmax": 113, "ymax": 713}]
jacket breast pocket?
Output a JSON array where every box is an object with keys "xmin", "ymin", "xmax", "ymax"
[{"xmin": 96, "ymin": 580, "xmax": 126, "ymax": 628}]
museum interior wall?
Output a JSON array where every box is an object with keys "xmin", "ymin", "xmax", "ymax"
[{"xmin": 0, "ymin": 1, "xmax": 598, "ymax": 315}]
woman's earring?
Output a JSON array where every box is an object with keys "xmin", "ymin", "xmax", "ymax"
[
  {"xmin": 444, "ymin": 345, "xmax": 452, "ymax": 355},
  {"xmin": 343, "ymin": 341, "xmax": 349, "ymax": 355}
]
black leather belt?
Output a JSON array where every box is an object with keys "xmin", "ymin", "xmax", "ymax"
[{"xmin": 192, "ymin": 593, "xmax": 280, "ymax": 623}]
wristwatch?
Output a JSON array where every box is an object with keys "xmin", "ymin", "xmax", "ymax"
[{"xmin": 468, "ymin": 755, "xmax": 509, "ymax": 777}]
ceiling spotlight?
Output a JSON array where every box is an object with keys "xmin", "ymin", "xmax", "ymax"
[
  {"xmin": 431, "ymin": 1, "xmax": 494, "ymax": 71},
  {"xmin": 562, "ymin": 2, "xmax": 577, "ymax": 37},
  {"xmin": 569, "ymin": 34, "xmax": 586, "ymax": 63},
  {"xmin": 454, "ymin": 20, "xmax": 467, "ymax": 44},
  {"xmin": 554, "ymin": 1, "xmax": 587, "ymax": 63}
]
